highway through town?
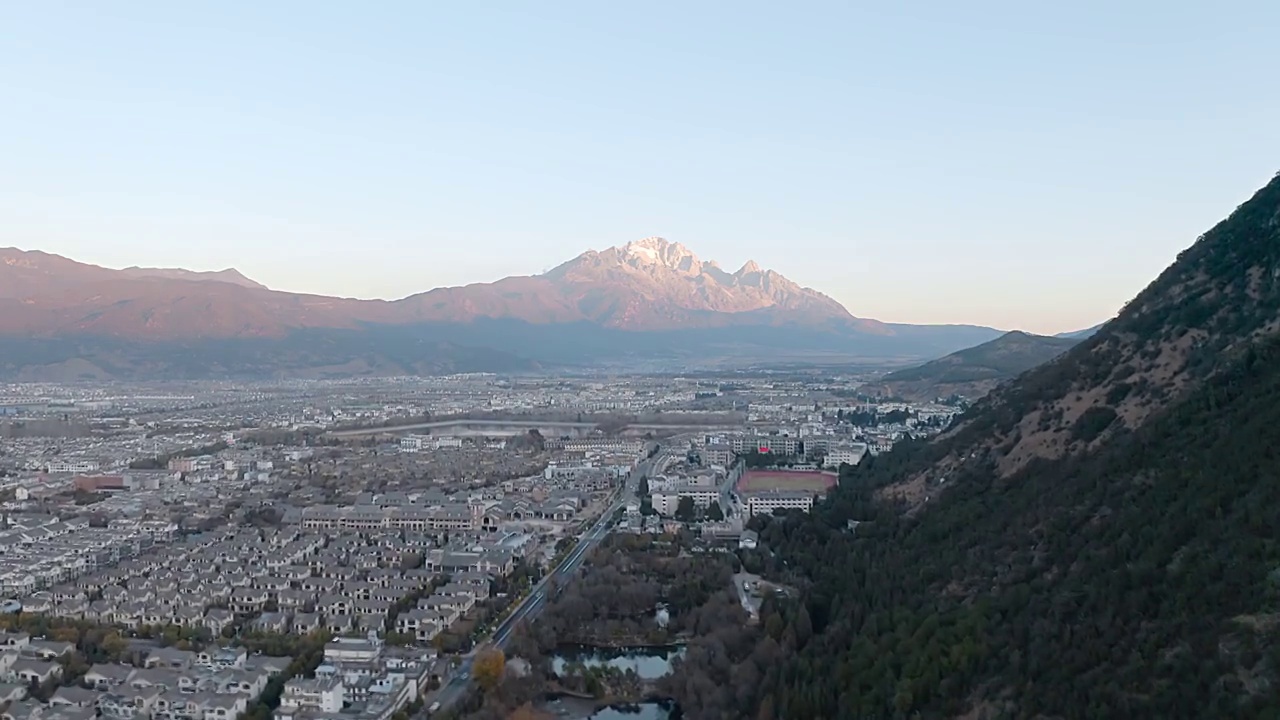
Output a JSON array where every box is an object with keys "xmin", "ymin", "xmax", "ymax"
[{"xmin": 426, "ymin": 448, "xmax": 657, "ymax": 714}]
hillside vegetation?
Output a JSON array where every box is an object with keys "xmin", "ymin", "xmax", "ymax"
[{"xmin": 705, "ymin": 173, "xmax": 1280, "ymax": 719}]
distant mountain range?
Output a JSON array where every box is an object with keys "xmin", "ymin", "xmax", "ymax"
[
  {"xmin": 0, "ymin": 238, "xmax": 1006, "ymax": 379},
  {"xmin": 876, "ymin": 330, "xmax": 1082, "ymax": 400},
  {"xmin": 1055, "ymin": 322, "xmax": 1106, "ymax": 340}
]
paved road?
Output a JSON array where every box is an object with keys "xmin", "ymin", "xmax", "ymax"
[{"xmin": 427, "ymin": 447, "xmax": 657, "ymax": 714}]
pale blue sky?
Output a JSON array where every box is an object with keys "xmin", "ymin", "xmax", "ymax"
[{"xmin": 2, "ymin": 2, "xmax": 1278, "ymax": 334}]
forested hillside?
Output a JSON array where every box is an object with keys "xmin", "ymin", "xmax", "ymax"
[
  {"xmin": 710, "ymin": 173, "xmax": 1280, "ymax": 719},
  {"xmin": 873, "ymin": 173, "xmax": 1280, "ymax": 506}
]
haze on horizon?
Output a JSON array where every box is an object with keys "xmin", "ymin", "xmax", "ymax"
[{"xmin": 3, "ymin": 1, "xmax": 1279, "ymax": 336}]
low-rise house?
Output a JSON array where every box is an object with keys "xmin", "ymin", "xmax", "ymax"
[
  {"xmin": 396, "ymin": 609, "xmax": 445, "ymax": 642},
  {"xmin": 99, "ymin": 687, "xmax": 162, "ymax": 720},
  {"xmin": 83, "ymin": 600, "xmax": 115, "ymax": 623},
  {"xmin": 203, "ymin": 692, "xmax": 248, "ymax": 720},
  {"xmin": 173, "ymin": 606, "xmax": 204, "ymax": 628},
  {"xmin": 1, "ymin": 700, "xmax": 42, "ymax": 720},
  {"xmin": 274, "ymin": 590, "xmax": 312, "ymax": 611},
  {"xmin": 9, "ymin": 658, "xmax": 62, "ymax": 685},
  {"xmin": 209, "ymin": 648, "xmax": 246, "ymax": 670},
  {"xmin": 215, "ymin": 668, "xmax": 268, "ymax": 697},
  {"xmin": 17, "ymin": 596, "xmax": 52, "ymax": 615},
  {"xmin": 250, "ymin": 612, "xmax": 289, "ymax": 634},
  {"xmin": 291, "ymin": 613, "xmax": 321, "ymax": 635},
  {"xmin": 152, "ymin": 689, "xmax": 214, "ymax": 720},
  {"xmin": 145, "ymin": 647, "xmax": 196, "ymax": 671},
  {"xmin": 49, "ymin": 686, "xmax": 98, "ymax": 709},
  {"xmin": 0, "ymin": 633, "xmax": 29, "ymax": 650},
  {"xmin": 277, "ymin": 676, "xmax": 343, "ymax": 718},
  {"xmin": 229, "ymin": 588, "xmax": 268, "ymax": 615},
  {"xmin": 203, "ymin": 609, "xmax": 233, "ymax": 635},
  {"xmin": 0, "ymin": 683, "xmax": 26, "ymax": 705},
  {"xmin": 419, "ymin": 593, "xmax": 473, "ymax": 617},
  {"xmin": 251, "ymin": 576, "xmax": 290, "ymax": 594},
  {"xmin": 22, "ymin": 641, "xmax": 75, "ymax": 661},
  {"xmin": 318, "ymin": 595, "xmax": 352, "ymax": 617},
  {"xmin": 83, "ymin": 663, "xmax": 133, "ymax": 690},
  {"xmin": 245, "ymin": 655, "xmax": 291, "ymax": 677},
  {"xmin": 127, "ymin": 668, "xmax": 177, "ymax": 691},
  {"xmin": 53, "ymin": 597, "xmax": 89, "ymax": 619},
  {"xmin": 326, "ymin": 613, "xmax": 355, "ymax": 635}
]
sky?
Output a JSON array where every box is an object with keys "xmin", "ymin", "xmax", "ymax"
[{"xmin": 2, "ymin": 2, "xmax": 1279, "ymax": 335}]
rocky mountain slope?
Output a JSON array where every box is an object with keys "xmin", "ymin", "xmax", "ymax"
[
  {"xmin": 724, "ymin": 173, "xmax": 1280, "ymax": 718},
  {"xmin": 0, "ymin": 239, "xmax": 1003, "ymax": 377},
  {"xmin": 875, "ymin": 330, "xmax": 1081, "ymax": 400}
]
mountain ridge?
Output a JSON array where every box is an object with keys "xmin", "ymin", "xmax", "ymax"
[
  {"xmin": 0, "ymin": 238, "xmax": 1004, "ymax": 377},
  {"xmin": 1055, "ymin": 321, "xmax": 1106, "ymax": 339},
  {"xmin": 117, "ymin": 265, "xmax": 267, "ymax": 289}
]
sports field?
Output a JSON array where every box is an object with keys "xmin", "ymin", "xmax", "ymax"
[{"xmin": 736, "ymin": 469, "xmax": 838, "ymax": 495}]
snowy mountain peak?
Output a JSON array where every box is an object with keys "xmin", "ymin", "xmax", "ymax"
[
  {"xmin": 538, "ymin": 237, "xmax": 857, "ymax": 327},
  {"xmin": 620, "ymin": 237, "xmax": 699, "ymax": 269}
]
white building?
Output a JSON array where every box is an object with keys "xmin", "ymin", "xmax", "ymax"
[
  {"xmin": 44, "ymin": 460, "xmax": 98, "ymax": 474},
  {"xmin": 279, "ymin": 676, "xmax": 344, "ymax": 716},
  {"xmin": 556, "ymin": 439, "xmax": 645, "ymax": 455},
  {"xmin": 729, "ymin": 435, "xmax": 801, "ymax": 456},
  {"xmin": 651, "ymin": 487, "xmax": 721, "ymax": 516},
  {"xmin": 702, "ymin": 444, "xmax": 734, "ymax": 467},
  {"xmin": 400, "ymin": 435, "xmax": 464, "ymax": 453},
  {"xmin": 824, "ymin": 443, "xmax": 868, "ymax": 469},
  {"xmin": 324, "ymin": 636, "xmax": 383, "ymax": 664},
  {"xmin": 745, "ymin": 491, "xmax": 816, "ymax": 517}
]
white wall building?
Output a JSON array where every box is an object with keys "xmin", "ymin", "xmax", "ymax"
[
  {"xmin": 745, "ymin": 491, "xmax": 816, "ymax": 517},
  {"xmin": 323, "ymin": 636, "xmax": 383, "ymax": 664},
  {"xmin": 400, "ymin": 435, "xmax": 464, "ymax": 453},
  {"xmin": 729, "ymin": 435, "xmax": 801, "ymax": 456},
  {"xmin": 824, "ymin": 443, "xmax": 868, "ymax": 469},
  {"xmin": 44, "ymin": 460, "xmax": 98, "ymax": 474},
  {"xmin": 279, "ymin": 676, "xmax": 344, "ymax": 716},
  {"xmin": 651, "ymin": 487, "xmax": 721, "ymax": 516}
]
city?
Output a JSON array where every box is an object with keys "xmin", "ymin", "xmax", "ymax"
[{"xmin": 0, "ymin": 373, "xmax": 960, "ymax": 720}]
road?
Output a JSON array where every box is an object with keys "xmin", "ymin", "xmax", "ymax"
[{"xmin": 427, "ymin": 446, "xmax": 657, "ymax": 714}]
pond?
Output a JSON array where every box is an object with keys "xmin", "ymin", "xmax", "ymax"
[
  {"xmin": 541, "ymin": 697, "xmax": 679, "ymax": 720},
  {"xmin": 551, "ymin": 645, "xmax": 685, "ymax": 681},
  {"xmin": 586, "ymin": 702, "xmax": 675, "ymax": 719}
]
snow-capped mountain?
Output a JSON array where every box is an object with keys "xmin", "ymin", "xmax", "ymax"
[{"xmin": 527, "ymin": 236, "xmax": 861, "ymax": 329}]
